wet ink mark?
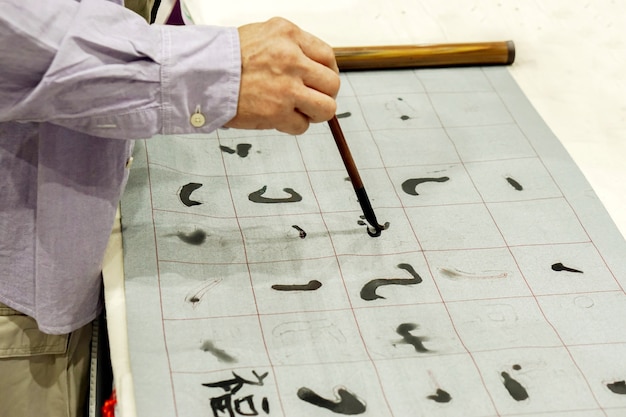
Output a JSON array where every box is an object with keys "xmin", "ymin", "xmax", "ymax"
[
  {"xmin": 360, "ymin": 263, "xmax": 423, "ymax": 301},
  {"xmin": 356, "ymin": 215, "xmax": 390, "ymax": 238},
  {"xmin": 336, "ymin": 112, "xmax": 352, "ymax": 119},
  {"xmin": 175, "ymin": 229, "xmax": 207, "ymax": 245},
  {"xmin": 506, "ymin": 177, "xmax": 523, "ymax": 191},
  {"xmin": 512, "ymin": 364, "xmax": 522, "ymax": 371},
  {"xmin": 292, "ymin": 225, "xmax": 307, "ymax": 239},
  {"xmin": 179, "ymin": 182, "xmax": 203, "ymax": 207},
  {"xmin": 400, "ymin": 115, "xmax": 410, "ymax": 121},
  {"xmin": 271, "ymin": 280, "xmax": 322, "ymax": 291},
  {"xmin": 427, "ymin": 388, "xmax": 451, "ymax": 403},
  {"xmin": 438, "ymin": 267, "xmax": 508, "ymax": 280},
  {"xmin": 607, "ymin": 380, "xmax": 626, "ymax": 395},
  {"xmin": 220, "ymin": 143, "xmax": 252, "ymax": 157},
  {"xmin": 501, "ymin": 371, "xmax": 528, "ymax": 401},
  {"xmin": 297, "ymin": 386, "xmax": 366, "ymax": 415},
  {"xmin": 401, "ymin": 177, "xmax": 450, "ymax": 196},
  {"xmin": 248, "ymin": 186, "xmax": 303, "ymax": 203},
  {"xmin": 551, "ymin": 262, "xmax": 583, "ymax": 274},
  {"xmin": 394, "ymin": 323, "xmax": 429, "ymax": 353},
  {"xmin": 200, "ymin": 340, "xmax": 237, "ymax": 363},
  {"xmin": 185, "ymin": 278, "xmax": 222, "ymax": 307}
]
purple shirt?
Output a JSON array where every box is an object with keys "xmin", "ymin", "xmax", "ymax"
[{"xmin": 0, "ymin": 0, "xmax": 241, "ymax": 334}]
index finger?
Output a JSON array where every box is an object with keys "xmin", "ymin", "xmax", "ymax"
[{"xmin": 297, "ymin": 29, "xmax": 339, "ymax": 74}]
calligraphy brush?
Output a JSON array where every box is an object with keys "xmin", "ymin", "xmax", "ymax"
[{"xmin": 328, "ymin": 115, "xmax": 389, "ymax": 237}]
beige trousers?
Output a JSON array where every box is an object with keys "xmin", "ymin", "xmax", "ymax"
[{"xmin": 0, "ymin": 303, "xmax": 93, "ymax": 417}]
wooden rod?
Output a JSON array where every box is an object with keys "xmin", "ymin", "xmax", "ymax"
[{"xmin": 334, "ymin": 40, "xmax": 515, "ymax": 71}]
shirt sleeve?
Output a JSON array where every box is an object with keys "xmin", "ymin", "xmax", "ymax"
[{"xmin": 0, "ymin": 0, "xmax": 241, "ymax": 139}]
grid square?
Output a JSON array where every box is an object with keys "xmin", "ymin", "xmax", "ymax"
[
  {"xmin": 429, "ymin": 92, "xmax": 513, "ymax": 127},
  {"xmin": 145, "ymin": 134, "xmax": 224, "ymax": 176},
  {"xmin": 373, "ymin": 128, "xmax": 460, "ymax": 167},
  {"xmin": 376, "ymin": 354, "xmax": 496, "ymax": 417},
  {"xmin": 249, "ymin": 257, "xmax": 351, "ymax": 314},
  {"xmin": 158, "ymin": 262, "xmax": 256, "ymax": 319},
  {"xmin": 465, "ymin": 157, "xmax": 562, "ymax": 202},
  {"xmin": 387, "ymin": 163, "xmax": 483, "ymax": 207},
  {"xmin": 447, "ymin": 124, "xmax": 537, "ymax": 162},
  {"xmin": 164, "ymin": 316, "xmax": 270, "ymax": 372},
  {"xmin": 510, "ymin": 243, "xmax": 621, "ymax": 295},
  {"xmin": 425, "ymin": 247, "xmax": 532, "ymax": 302},
  {"xmin": 260, "ymin": 310, "xmax": 369, "ymax": 366},
  {"xmin": 359, "ymin": 93, "xmax": 442, "ymax": 131},
  {"xmin": 338, "ymin": 252, "xmax": 442, "ymax": 308},
  {"xmin": 405, "ymin": 203, "xmax": 505, "ymax": 251},
  {"xmin": 537, "ymin": 292, "xmax": 626, "ymax": 345},
  {"xmin": 446, "ymin": 298, "xmax": 562, "ymax": 351},
  {"xmin": 416, "ymin": 67, "xmax": 493, "ymax": 93},
  {"xmin": 488, "ymin": 199, "xmax": 590, "ymax": 246},
  {"xmin": 472, "ymin": 348, "xmax": 599, "ymax": 415},
  {"xmin": 354, "ymin": 303, "xmax": 467, "ymax": 359}
]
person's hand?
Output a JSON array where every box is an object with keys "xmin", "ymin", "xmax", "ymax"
[{"xmin": 224, "ymin": 17, "xmax": 340, "ymax": 135}]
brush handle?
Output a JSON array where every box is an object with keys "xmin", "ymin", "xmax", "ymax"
[{"xmin": 334, "ymin": 40, "xmax": 515, "ymax": 71}]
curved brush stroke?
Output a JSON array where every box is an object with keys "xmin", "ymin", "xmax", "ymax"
[
  {"xmin": 501, "ymin": 372, "xmax": 528, "ymax": 401},
  {"xmin": 248, "ymin": 186, "xmax": 303, "ymax": 203},
  {"xmin": 401, "ymin": 177, "xmax": 450, "ymax": 196},
  {"xmin": 551, "ymin": 262, "xmax": 583, "ymax": 273},
  {"xmin": 438, "ymin": 267, "xmax": 508, "ymax": 280},
  {"xmin": 179, "ymin": 182, "xmax": 203, "ymax": 207},
  {"xmin": 292, "ymin": 225, "xmax": 307, "ymax": 239},
  {"xmin": 607, "ymin": 381, "xmax": 626, "ymax": 395},
  {"xmin": 360, "ymin": 263, "xmax": 422, "ymax": 301},
  {"xmin": 506, "ymin": 176, "xmax": 523, "ymax": 191},
  {"xmin": 427, "ymin": 388, "xmax": 452, "ymax": 403},
  {"xmin": 297, "ymin": 387, "xmax": 366, "ymax": 415},
  {"xmin": 271, "ymin": 280, "xmax": 322, "ymax": 292},
  {"xmin": 200, "ymin": 340, "xmax": 236, "ymax": 363},
  {"xmin": 176, "ymin": 229, "xmax": 207, "ymax": 245},
  {"xmin": 395, "ymin": 323, "xmax": 429, "ymax": 353}
]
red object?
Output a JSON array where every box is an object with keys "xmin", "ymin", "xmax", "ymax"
[
  {"xmin": 165, "ymin": 0, "xmax": 185, "ymax": 25},
  {"xmin": 102, "ymin": 389, "xmax": 117, "ymax": 417}
]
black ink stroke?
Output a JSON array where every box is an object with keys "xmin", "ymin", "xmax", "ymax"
[
  {"xmin": 506, "ymin": 177, "xmax": 523, "ymax": 191},
  {"xmin": 501, "ymin": 372, "xmax": 528, "ymax": 401},
  {"xmin": 551, "ymin": 262, "xmax": 583, "ymax": 274},
  {"xmin": 401, "ymin": 177, "xmax": 450, "ymax": 196},
  {"xmin": 219, "ymin": 145, "xmax": 236, "ymax": 154},
  {"xmin": 248, "ymin": 186, "xmax": 303, "ymax": 203},
  {"xmin": 219, "ymin": 143, "xmax": 252, "ymax": 157},
  {"xmin": 427, "ymin": 388, "xmax": 451, "ymax": 403},
  {"xmin": 400, "ymin": 115, "xmax": 410, "ymax": 121},
  {"xmin": 297, "ymin": 387, "xmax": 366, "ymax": 415},
  {"xmin": 438, "ymin": 267, "xmax": 507, "ymax": 280},
  {"xmin": 395, "ymin": 323, "xmax": 429, "ymax": 353},
  {"xmin": 185, "ymin": 278, "xmax": 222, "ymax": 307},
  {"xmin": 607, "ymin": 380, "xmax": 626, "ymax": 395},
  {"xmin": 271, "ymin": 280, "xmax": 322, "ymax": 291},
  {"xmin": 200, "ymin": 340, "xmax": 237, "ymax": 363},
  {"xmin": 292, "ymin": 225, "xmax": 307, "ymax": 239},
  {"xmin": 336, "ymin": 112, "xmax": 352, "ymax": 119},
  {"xmin": 176, "ymin": 229, "xmax": 207, "ymax": 245},
  {"xmin": 179, "ymin": 182, "xmax": 203, "ymax": 207},
  {"xmin": 360, "ymin": 263, "xmax": 423, "ymax": 301}
]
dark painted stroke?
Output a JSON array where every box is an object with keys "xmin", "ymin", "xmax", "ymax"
[
  {"xmin": 401, "ymin": 177, "xmax": 450, "ymax": 196},
  {"xmin": 551, "ymin": 262, "xmax": 583, "ymax": 273},
  {"xmin": 360, "ymin": 263, "xmax": 423, "ymax": 301},
  {"xmin": 396, "ymin": 323, "xmax": 429, "ymax": 353},
  {"xmin": 200, "ymin": 340, "xmax": 236, "ymax": 363},
  {"xmin": 427, "ymin": 388, "xmax": 452, "ymax": 403},
  {"xmin": 176, "ymin": 229, "xmax": 207, "ymax": 245},
  {"xmin": 271, "ymin": 280, "xmax": 322, "ymax": 291},
  {"xmin": 607, "ymin": 380, "xmax": 626, "ymax": 395},
  {"xmin": 506, "ymin": 177, "xmax": 523, "ymax": 191},
  {"xmin": 248, "ymin": 186, "xmax": 303, "ymax": 203},
  {"xmin": 292, "ymin": 225, "xmax": 307, "ymax": 239},
  {"xmin": 236, "ymin": 143, "xmax": 252, "ymax": 157},
  {"xmin": 179, "ymin": 182, "xmax": 203, "ymax": 207},
  {"xmin": 297, "ymin": 387, "xmax": 366, "ymax": 415},
  {"xmin": 219, "ymin": 145, "xmax": 236, "ymax": 154},
  {"xmin": 501, "ymin": 372, "xmax": 528, "ymax": 401}
]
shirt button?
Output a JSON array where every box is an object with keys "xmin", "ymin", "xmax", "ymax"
[
  {"xmin": 125, "ymin": 156, "xmax": 134, "ymax": 169},
  {"xmin": 190, "ymin": 112, "xmax": 206, "ymax": 128}
]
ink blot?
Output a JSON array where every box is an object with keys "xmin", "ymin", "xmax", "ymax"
[
  {"xmin": 401, "ymin": 177, "xmax": 450, "ymax": 196},
  {"xmin": 179, "ymin": 182, "xmax": 203, "ymax": 207},
  {"xmin": 271, "ymin": 280, "xmax": 322, "ymax": 291},
  {"xmin": 297, "ymin": 386, "xmax": 366, "ymax": 415},
  {"xmin": 360, "ymin": 263, "xmax": 423, "ymax": 301},
  {"xmin": 176, "ymin": 229, "xmax": 207, "ymax": 245},
  {"xmin": 219, "ymin": 143, "xmax": 252, "ymax": 157},
  {"xmin": 427, "ymin": 388, "xmax": 451, "ymax": 403},
  {"xmin": 551, "ymin": 262, "xmax": 583, "ymax": 273},
  {"xmin": 607, "ymin": 380, "xmax": 626, "ymax": 395},
  {"xmin": 200, "ymin": 340, "xmax": 236, "ymax": 363},
  {"xmin": 292, "ymin": 225, "xmax": 307, "ymax": 239},
  {"xmin": 219, "ymin": 145, "xmax": 236, "ymax": 154},
  {"xmin": 336, "ymin": 112, "xmax": 352, "ymax": 119},
  {"xmin": 400, "ymin": 115, "xmax": 410, "ymax": 121},
  {"xmin": 506, "ymin": 177, "xmax": 523, "ymax": 191},
  {"xmin": 512, "ymin": 364, "xmax": 522, "ymax": 371},
  {"xmin": 395, "ymin": 323, "xmax": 429, "ymax": 353},
  {"xmin": 248, "ymin": 186, "xmax": 303, "ymax": 203},
  {"xmin": 501, "ymin": 372, "xmax": 528, "ymax": 401}
]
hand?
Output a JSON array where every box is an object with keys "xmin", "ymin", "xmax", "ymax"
[{"xmin": 224, "ymin": 17, "xmax": 340, "ymax": 135}]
